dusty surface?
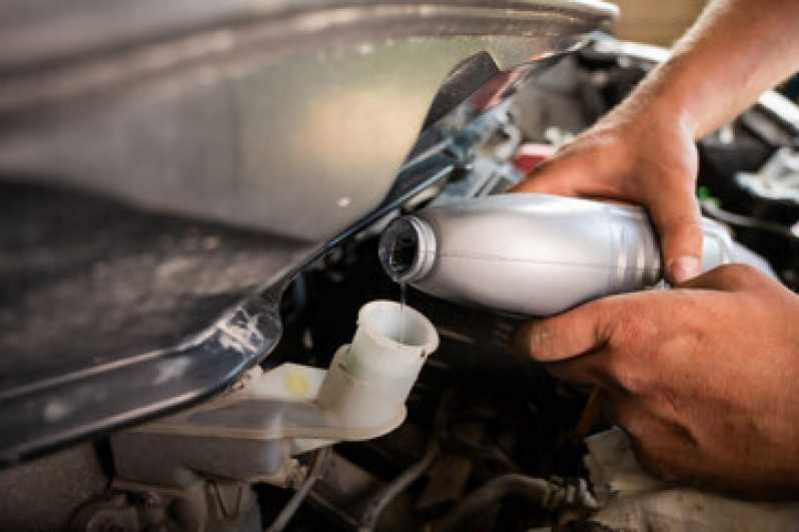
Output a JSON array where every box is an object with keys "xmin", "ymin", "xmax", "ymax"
[{"xmin": 0, "ymin": 182, "xmax": 311, "ymax": 388}]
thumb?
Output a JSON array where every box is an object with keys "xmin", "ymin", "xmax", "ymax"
[
  {"xmin": 514, "ymin": 299, "xmax": 615, "ymax": 363},
  {"xmin": 646, "ymin": 189, "xmax": 703, "ymax": 284}
]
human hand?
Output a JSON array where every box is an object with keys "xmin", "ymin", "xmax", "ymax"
[
  {"xmin": 515, "ymin": 265, "xmax": 799, "ymax": 499},
  {"xmin": 511, "ymin": 104, "xmax": 702, "ymax": 283}
]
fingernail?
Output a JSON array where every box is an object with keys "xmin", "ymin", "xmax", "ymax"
[
  {"xmin": 670, "ymin": 256, "xmax": 700, "ymax": 283},
  {"xmin": 512, "ymin": 323, "xmax": 545, "ymax": 362}
]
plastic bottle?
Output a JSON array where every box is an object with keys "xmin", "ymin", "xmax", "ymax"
[{"xmin": 378, "ymin": 193, "xmax": 737, "ymax": 316}]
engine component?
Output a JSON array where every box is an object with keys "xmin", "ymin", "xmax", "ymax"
[
  {"xmin": 357, "ymin": 415, "xmax": 441, "ymax": 532},
  {"xmin": 103, "ymin": 301, "xmax": 437, "ymax": 530},
  {"xmin": 114, "ymin": 300, "xmax": 437, "ymax": 454},
  {"xmin": 736, "ymin": 146, "xmax": 799, "ymax": 203},
  {"xmin": 71, "ymin": 479, "xmax": 262, "ymax": 532},
  {"xmin": 0, "ymin": 0, "xmax": 617, "ymax": 465},
  {"xmin": 7, "ymin": 31, "xmax": 799, "ymax": 532},
  {"xmin": 265, "ymin": 447, "xmax": 332, "ymax": 532},
  {"xmin": 0, "ymin": 443, "xmax": 108, "ymax": 532},
  {"xmin": 439, "ymin": 475, "xmax": 598, "ymax": 532},
  {"xmin": 580, "ymin": 428, "xmax": 799, "ymax": 532},
  {"xmin": 379, "ymin": 193, "xmax": 738, "ymax": 316}
]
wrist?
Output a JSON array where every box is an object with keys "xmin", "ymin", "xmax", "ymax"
[
  {"xmin": 626, "ymin": 57, "xmax": 702, "ymax": 142},
  {"xmin": 597, "ymin": 89, "xmax": 697, "ymax": 160}
]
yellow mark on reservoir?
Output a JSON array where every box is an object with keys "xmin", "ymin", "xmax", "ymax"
[{"xmin": 284, "ymin": 369, "xmax": 310, "ymax": 397}]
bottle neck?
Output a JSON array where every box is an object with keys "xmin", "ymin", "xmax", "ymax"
[{"xmin": 378, "ymin": 216, "xmax": 437, "ymax": 284}]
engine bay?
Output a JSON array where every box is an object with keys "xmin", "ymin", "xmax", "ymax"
[{"xmin": 3, "ymin": 36, "xmax": 799, "ymax": 532}]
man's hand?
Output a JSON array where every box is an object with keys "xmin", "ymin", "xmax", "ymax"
[
  {"xmin": 511, "ymin": 105, "xmax": 702, "ymax": 283},
  {"xmin": 512, "ymin": 0, "xmax": 799, "ymax": 282},
  {"xmin": 515, "ymin": 265, "xmax": 799, "ymax": 499},
  {"xmin": 509, "ymin": 0, "xmax": 799, "ymax": 499}
]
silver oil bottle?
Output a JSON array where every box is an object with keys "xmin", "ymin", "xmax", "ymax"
[{"xmin": 379, "ymin": 193, "xmax": 736, "ymax": 317}]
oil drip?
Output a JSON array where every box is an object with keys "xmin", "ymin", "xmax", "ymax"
[{"xmin": 399, "ymin": 282, "xmax": 407, "ymax": 344}]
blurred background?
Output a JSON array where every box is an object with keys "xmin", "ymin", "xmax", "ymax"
[
  {"xmin": 607, "ymin": 0, "xmax": 799, "ymax": 99},
  {"xmin": 609, "ymin": 0, "xmax": 708, "ymax": 46}
]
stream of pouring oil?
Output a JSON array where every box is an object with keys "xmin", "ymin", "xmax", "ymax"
[{"xmin": 399, "ymin": 282, "xmax": 407, "ymax": 344}]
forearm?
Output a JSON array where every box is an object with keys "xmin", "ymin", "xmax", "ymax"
[{"xmin": 616, "ymin": 0, "xmax": 799, "ymax": 139}]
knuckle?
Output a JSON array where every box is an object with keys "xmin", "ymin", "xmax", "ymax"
[
  {"xmin": 606, "ymin": 356, "xmax": 648, "ymax": 394},
  {"xmin": 617, "ymin": 369, "xmax": 648, "ymax": 394},
  {"xmin": 602, "ymin": 351, "xmax": 626, "ymax": 381}
]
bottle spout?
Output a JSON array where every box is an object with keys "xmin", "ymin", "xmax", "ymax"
[{"xmin": 378, "ymin": 216, "xmax": 437, "ymax": 284}]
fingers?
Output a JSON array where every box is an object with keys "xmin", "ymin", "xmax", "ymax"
[
  {"xmin": 511, "ymin": 130, "xmax": 635, "ymax": 198},
  {"xmin": 645, "ymin": 189, "xmax": 704, "ymax": 284},
  {"xmin": 513, "ymin": 127, "xmax": 704, "ymax": 286},
  {"xmin": 516, "ymin": 144, "xmax": 704, "ymax": 286},
  {"xmin": 509, "ymin": 156, "xmax": 581, "ymax": 196},
  {"xmin": 546, "ymin": 353, "xmax": 608, "ymax": 387},
  {"xmin": 514, "ymin": 299, "xmax": 615, "ymax": 363},
  {"xmin": 516, "ymin": 292, "xmax": 668, "ymax": 391}
]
